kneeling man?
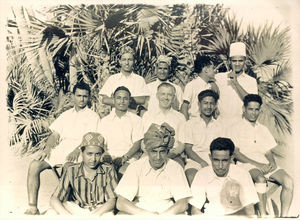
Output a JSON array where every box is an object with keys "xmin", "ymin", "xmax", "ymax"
[
  {"xmin": 116, "ymin": 123, "xmax": 191, "ymax": 215},
  {"xmin": 50, "ymin": 132, "xmax": 118, "ymax": 216},
  {"xmin": 190, "ymin": 137, "xmax": 258, "ymax": 216}
]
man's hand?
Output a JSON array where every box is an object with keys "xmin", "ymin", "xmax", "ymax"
[
  {"xmin": 66, "ymin": 148, "xmax": 81, "ymax": 162},
  {"xmin": 145, "ymin": 73, "xmax": 157, "ymax": 84},
  {"xmin": 37, "ymin": 147, "xmax": 51, "ymax": 161},
  {"xmin": 267, "ymin": 162, "xmax": 277, "ymax": 173},
  {"xmin": 113, "ymin": 157, "xmax": 123, "ymax": 168},
  {"xmin": 227, "ymin": 71, "xmax": 238, "ymax": 87}
]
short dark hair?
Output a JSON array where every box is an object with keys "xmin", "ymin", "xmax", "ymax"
[
  {"xmin": 194, "ymin": 54, "xmax": 213, "ymax": 74},
  {"xmin": 243, "ymin": 94, "xmax": 262, "ymax": 107},
  {"xmin": 210, "ymin": 137, "xmax": 235, "ymax": 156},
  {"xmin": 72, "ymin": 81, "xmax": 91, "ymax": 95},
  {"xmin": 198, "ymin": 89, "xmax": 219, "ymax": 103},
  {"xmin": 113, "ymin": 86, "xmax": 131, "ymax": 97}
]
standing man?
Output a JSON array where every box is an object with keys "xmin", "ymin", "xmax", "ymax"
[
  {"xmin": 115, "ymin": 123, "xmax": 191, "ymax": 215},
  {"xmin": 146, "ymin": 55, "xmax": 183, "ymax": 112},
  {"xmin": 182, "ymin": 90, "xmax": 223, "ymax": 184},
  {"xmin": 99, "ymin": 46, "xmax": 149, "ymax": 112},
  {"xmin": 50, "ymin": 132, "xmax": 118, "ymax": 216},
  {"xmin": 190, "ymin": 137, "xmax": 259, "ymax": 216},
  {"xmin": 228, "ymin": 94, "xmax": 294, "ymax": 217},
  {"xmin": 98, "ymin": 86, "xmax": 143, "ymax": 177},
  {"xmin": 216, "ymin": 42, "xmax": 258, "ymax": 127},
  {"xmin": 180, "ymin": 54, "xmax": 219, "ymax": 120},
  {"xmin": 142, "ymin": 83, "xmax": 186, "ymax": 166},
  {"xmin": 25, "ymin": 81, "xmax": 101, "ymax": 215}
]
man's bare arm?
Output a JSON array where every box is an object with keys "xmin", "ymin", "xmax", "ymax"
[
  {"xmin": 116, "ymin": 195, "xmax": 157, "ymax": 215},
  {"xmin": 185, "ymin": 144, "xmax": 208, "ymax": 167},
  {"xmin": 161, "ymin": 198, "xmax": 189, "ymax": 215},
  {"xmin": 92, "ymin": 198, "xmax": 116, "ymax": 216},
  {"xmin": 50, "ymin": 195, "xmax": 71, "ymax": 215},
  {"xmin": 180, "ymin": 101, "xmax": 190, "ymax": 120}
]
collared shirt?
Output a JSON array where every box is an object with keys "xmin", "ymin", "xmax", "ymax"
[
  {"xmin": 52, "ymin": 162, "xmax": 117, "ymax": 210},
  {"xmin": 227, "ymin": 118, "xmax": 277, "ymax": 164},
  {"xmin": 98, "ymin": 109, "xmax": 143, "ymax": 157},
  {"xmin": 147, "ymin": 79, "xmax": 183, "ymax": 112},
  {"xmin": 216, "ymin": 72, "xmax": 257, "ymax": 124},
  {"xmin": 47, "ymin": 107, "xmax": 100, "ymax": 165},
  {"xmin": 182, "ymin": 76, "xmax": 211, "ymax": 118},
  {"xmin": 189, "ymin": 165, "xmax": 259, "ymax": 215},
  {"xmin": 142, "ymin": 108, "xmax": 186, "ymax": 154},
  {"xmin": 180, "ymin": 116, "xmax": 223, "ymax": 162},
  {"xmin": 115, "ymin": 156, "xmax": 191, "ymax": 213},
  {"xmin": 99, "ymin": 72, "xmax": 150, "ymax": 97}
]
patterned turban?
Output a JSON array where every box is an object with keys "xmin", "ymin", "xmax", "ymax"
[
  {"xmin": 157, "ymin": 55, "xmax": 172, "ymax": 66},
  {"xmin": 80, "ymin": 132, "xmax": 105, "ymax": 150},
  {"xmin": 220, "ymin": 178, "xmax": 242, "ymax": 212},
  {"xmin": 119, "ymin": 46, "xmax": 135, "ymax": 56},
  {"xmin": 144, "ymin": 123, "xmax": 175, "ymax": 150}
]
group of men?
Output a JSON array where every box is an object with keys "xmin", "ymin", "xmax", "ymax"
[{"xmin": 24, "ymin": 42, "xmax": 293, "ymax": 217}]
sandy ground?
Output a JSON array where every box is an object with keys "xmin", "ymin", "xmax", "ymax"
[{"xmin": 0, "ymin": 143, "xmax": 299, "ymax": 218}]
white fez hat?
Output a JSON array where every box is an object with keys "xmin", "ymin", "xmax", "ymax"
[{"xmin": 229, "ymin": 42, "xmax": 246, "ymax": 57}]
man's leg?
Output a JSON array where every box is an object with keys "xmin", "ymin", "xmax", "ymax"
[
  {"xmin": 25, "ymin": 159, "xmax": 51, "ymax": 214},
  {"xmin": 269, "ymin": 169, "xmax": 294, "ymax": 217},
  {"xmin": 249, "ymin": 168, "xmax": 267, "ymax": 216}
]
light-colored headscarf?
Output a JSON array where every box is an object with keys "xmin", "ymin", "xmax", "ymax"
[{"xmin": 157, "ymin": 55, "xmax": 172, "ymax": 66}]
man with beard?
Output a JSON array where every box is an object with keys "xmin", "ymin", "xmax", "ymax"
[
  {"xmin": 181, "ymin": 90, "xmax": 224, "ymax": 184},
  {"xmin": 115, "ymin": 123, "xmax": 191, "ymax": 215}
]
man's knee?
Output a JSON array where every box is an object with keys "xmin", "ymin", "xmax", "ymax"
[
  {"xmin": 282, "ymin": 174, "xmax": 294, "ymax": 191},
  {"xmin": 29, "ymin": 160, "xmax": 49, "ymax": 174}
]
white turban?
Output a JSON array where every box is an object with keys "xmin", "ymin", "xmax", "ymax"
[
  {"xmin": 229, "ymin": 42, "xmax": 246, "ymax": 57},
  {"xmin": 157, "ymin": 55, "xmax": 172, "ymax": 66}
]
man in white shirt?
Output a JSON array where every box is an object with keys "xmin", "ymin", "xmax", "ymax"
[
  {"xmin": 190, "ymin": 137, "xmax": 258, "ymax": 216},
  {"xmin": 228, "ymin": 94, "xmax": 293, "ymax": 217},
  {"xmin": 98, "ymin": 86, "xmax": 143, "ymax": 178},
  {"xmin": 180, "ymin": 55, "xmax": 219, "ymax": 120},
  {"xmin": 216, "ymin": 42, "xmax": 258, "ymax": 127},
  {"xmin": 99, "ymin": 46, "xmax": 149, "ymax": 113},
  {"xmin": 25, "ymin": 82, "xmax": 101, "ymax": 215},
  {"xmin": 115, "ymin": 123, "xmax": 191, "ymax": 215},
  {"xmin": 142, "ymin": 83, "xmax": 186, "ymax": 166},
  {"xmin": 146, "ymin": 55, "xmax": 183, "ymax": 112},
  {"xmin": 182, "ymin": 89, "xmax": 223, "ymax": 184}
]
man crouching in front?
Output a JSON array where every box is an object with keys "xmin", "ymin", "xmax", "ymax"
[
  {"xmin": 115, "ymin": 123, "xmax": 191, "ymax": 215},
  {"xmin": 49, "ymin": 132, "xmax": 118, "ymax": 216}
]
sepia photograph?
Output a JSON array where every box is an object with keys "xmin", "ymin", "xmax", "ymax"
[{"xmin": 0, "ymin": 0, "xmax": 299, "ymax": 219}]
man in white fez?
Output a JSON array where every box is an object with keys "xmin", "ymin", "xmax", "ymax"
[
  {"xmin": 115, "ymin": 123, "xmax": 191, "ymax": 215},
  {"xmin": 189, "ymin": 137, "xmax": 258, "ymax": 216},
  {"xmin": 215, "ymin": 42, "xmax": 258, "ymax": 127}
]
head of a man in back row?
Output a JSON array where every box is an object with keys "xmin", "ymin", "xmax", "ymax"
[
  {"xmin": 119, "ymin": 46, "xmax": 135, "ymax": 74},
  {"xmin": 72, "ymin": 82, "xmax": 91, "ymax": 111},
  {"xmin": 156, "ymin": 55, "xmax": 172, "ymax": 81},
  {"xmin": 242, "ymin": 94, "xmax": 263, "ymax": 125},
  {"xmin": 229, "ymin": 42, "xmax": 247, "ymax": 75},
  {"xmin": 198, "ymin": 89, "xmax": 219, "ymax": 119}
]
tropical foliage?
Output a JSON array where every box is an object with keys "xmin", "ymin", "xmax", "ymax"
[{"xmin": 6, "ymin": 4, "xmax": 292, "ymax": 156}]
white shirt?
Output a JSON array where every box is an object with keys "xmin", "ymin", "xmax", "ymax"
[
  {"xmin": 190, "ymin": 165, "xmax": 259, "ymax": 215},
  {"xmin": 182, "ymin": 76, "xmax": 211, "ymax": 118},
  {"xmin": 99, "ymin": 72, "xmax": 150, "ymax": 97},
  {"xmin": 115, "ymin": 156, "xmax": 192, "ymax": 213},
  {"xmin": 181, "ymin": 116, "xmax": 223, "ymax": 162},
  {"xmin": 48, "ymin": 107, "xmax": 100, "ymax": 165},
  {"xmin": 98, "ymin": 109, "xmax": 143, "ymax": 157},
  {"xmin": 142, "ymin": 108, "xmax": 186, "ymax": 154},
  {"xmin": 147, "ymin": 79, "xmax": 183, "ymax": 112},
  {"xmin": 216, "ymin": 72, "xmax": 257, "ymax": 126},
  {"xmin": 227, "ymin": 118, "xmax": 277, "ymax": 164}
]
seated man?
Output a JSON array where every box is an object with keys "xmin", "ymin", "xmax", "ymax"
[
  {"xmin": 98, "ymin": 86, "xmax": 143, "ymax": 177},
  {"xmin": 25, "ymin": 81, "xmax": 101, "ymax": 215},
  {"xmin": 190, "ymin": 137, "xmax": 259, "ymax": 216},
  {"xmin": 115, "ymin": 123, "xmax": 191, "ymax": 215},
  {"xmin": 142, "ymin": 82, "xmax": 186, "ymax": 166},
  {"xmin": 180, "ymin": 54, "xmax": 219, "ymax": 120},
  {"xmin": 228, "ymin": 94, "xmax": 294, "ymax": 217},
  {"xmin": 50, "ymin": 132, "xmax": 118, "ymax": 215},
  {"xmin": 182, "ymin": 89, "xmax": 223, "ymax": 184},
  {"xmin": 99, "ymin": 46, "xmax": 149, "ymax": 113},
  {"xmin": 146, "ymin": 55, "xmax": 183, "ymax": 112}
]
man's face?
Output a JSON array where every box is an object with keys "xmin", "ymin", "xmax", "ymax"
[
  {"xmin": 231, "ymin": 56, "xmax": 246, "ymax": 74},
  {"xmin": 243, "ymin": 101, "xmax": 261, "ymax": 123},
  {"xmin": 120, "ymin": 53, "xmax": 134, "ymax": 73},
  {"xmin": 73, "ymin": 88, "xmax": 90, "ymax": 110},
  {"xmin": 156, "ymin": 62, "xmax": 169, "ymax": 81},
  {"xmin": 156, "ymin": 86, "xmax": 175, "ymax": 110},
  {"xmin": 199, "ymin": 96, "xmax": 217, "ymax": 117},
  {"xmin": 202, "ymin": 64, "xmax": 215, "ymax": 80},
  {"xmin": 114, "ymin": 90, "xmax": 130, "ymax": 112},
  {"xmin": 147, "ymin": 146, "xmax": 168, "ymax": 170},
  {"xmin": 210, "ymin": 150, "xmax": 231, "ymax": 177},
  {"xmin": 82, "ymin": 145, "xmax": 103, "ymax": 169}
]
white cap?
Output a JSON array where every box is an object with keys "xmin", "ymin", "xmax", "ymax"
[{"xmin": 229, "ymin": 42, "xmax": 246, "ymax": 57}]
